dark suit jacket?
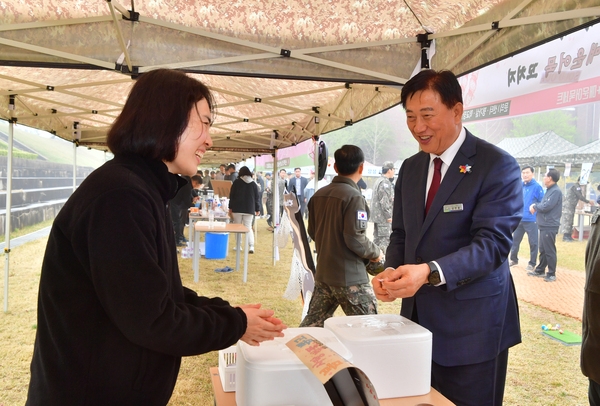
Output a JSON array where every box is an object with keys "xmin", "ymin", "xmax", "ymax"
[
  {"xmin": 290, "ymin": 176, "xmax": 309, "ymax": 197},
  {"xmin": 385, "ymin": 130, "xmax": 522, "ymax": 367}
]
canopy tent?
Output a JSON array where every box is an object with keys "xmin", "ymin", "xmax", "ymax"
[
  {"xmin": 496, "ymin": 132, "xmax": 600, "ymax": 180},
  {"xmin": 496, "ymin": 130, "xmax": 580, "ymax": 166},
  {"xmin": 1, "ymin": 1, "xmax": 599, "ymax": 311},
  {"xmin": 548, "ymin": 139, "xmax": 600, "ymax": 164},
  {"xmin": 0, "ymin": 1, "xmax": 598, "ymax": 165}
]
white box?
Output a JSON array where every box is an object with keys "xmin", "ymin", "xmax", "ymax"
[
  {"xmin": 235, "ymin": 327, "xmax": 352, "ymax": 406},
  {"xmin": 324, "ymin": 314, "xmax": 432, "ymax": 399}
]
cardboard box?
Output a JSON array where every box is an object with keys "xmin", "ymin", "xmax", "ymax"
[
  {"xmin": 324, "ymin": 314, "xmax": 432, "ymax": 399},
  {"xmin": 235, "ymin": 327, "xmax": 352, "ymax": 406}
]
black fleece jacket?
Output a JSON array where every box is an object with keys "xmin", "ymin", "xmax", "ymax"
[
  {"xmin": 26, "ymin": 154, "xmax": 246, "ymax": 406},
  {"xmin": 228, "ymin": 177, "xmax": 260, "ymax": 214}
]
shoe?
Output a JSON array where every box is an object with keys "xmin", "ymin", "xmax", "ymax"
[
  {"xmin": 249, "ymin": 247, "xmax": 254, "ymax": 254},
  {"xmin": 525, "ymin": 265, "xmax": 534, "ymax": 271},
  {"xmin": 266, "ymin": 226, "xmax": 274, "ymax": 232},
  {"xmin": 543, "ymin": 275, "xmax": 556, "ymax": 282},
  {"xmin": 527, "ymin": 270, "xmax": 545, "ymax": 278},
  {"xmin": 563, "ymin": 234, "xmax": 575, "ymax": 242},
  {"xmin": 509, "ymin": 261, "xmax": 518, "ymax": 267}
]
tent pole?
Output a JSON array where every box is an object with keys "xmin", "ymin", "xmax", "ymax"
[
  {"xmin": 272, "ymin": 150, "xmax": 278, "ymax": 266},
  {"xmin": 72, "ymin": 142, "xmax": 77, "ymax": 191},
  {"xmin": 313, "ymin": 136, "xmax": 319, "ymax": 192},
  {"xmin": 253, "ymin": 156, "xmax": 257, "ymax": 243},
  {"xmin": 313, "ymin": 114, "xmax": 321, "ymax": 193},
  {"xmin": 4, "ymin": 118, "xmax": 15, "ymax": 313}
]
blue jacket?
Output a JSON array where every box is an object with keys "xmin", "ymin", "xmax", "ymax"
[{"xmin": 522, "ymin": 178, "xmax": 544, "ymax": 222}]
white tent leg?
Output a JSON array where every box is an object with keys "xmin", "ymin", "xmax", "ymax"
[
  {"xmin": 272, "ymin": 151, "xmax": 279, "ymax": 266},
  {"xmin": 3, "ymin": 119, "xmax": 15, "ymax": 313},
  {"xmin": 73, "ymin": 142, "xmax": 77, "ymax": 191}
]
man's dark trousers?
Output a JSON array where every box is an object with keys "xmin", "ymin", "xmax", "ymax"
[
  {"xmin": 535, "ymin": 227, "xmax": 558, "ymax": 276},
  {"xmin": 510, "ymin": 221, "xmax": 538, "ymax": 267}
]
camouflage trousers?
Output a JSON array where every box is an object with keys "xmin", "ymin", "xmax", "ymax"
[
  {"xmin": 559, "ymin": 206, "xmax": 576, "ymax": 235},
  {"xmin": 373, "ymin": 222, "xmax": 392, "ymax": 253},
  {"xmin": 299, "ymin": 281, "xmax": 377, "ymax": 327}
]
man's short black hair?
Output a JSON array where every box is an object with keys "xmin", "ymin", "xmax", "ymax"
[
  {"xmin": 381, "ymin": 161, "xmax": 395, "ymax": 175},
  {"xmin": 401, "ymin": 69, "xmax": 463, "ymax": 110},
  {"xmin": 334, "ymin": 145, "xmax": 364, "ymax": 176},
  {"xmin": 521, "ymin": 165, "xmax": 534, "ymax": 173},
  {"xmin": 226, "ymin": 164, "xmax": 236, "ymax": 171},
  {"xmin": 547, "ymin": 168, "xmax": 560, "ymax": 183},
  {"xmin": 191, "ymin": 175, "xmax": 203, "ymax": 185}
]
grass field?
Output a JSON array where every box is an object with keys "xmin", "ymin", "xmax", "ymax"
[{"xmin": 0, "ymin": 218, "xmax": 589, "ymax": 405}]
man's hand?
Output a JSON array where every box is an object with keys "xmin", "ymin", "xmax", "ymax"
[
  {"xmin": 529, "ymin": 204, "xmax": 536, "ymax": 214},
  {"xmin": 370, "ymin": 250, "xmax": 384, "ymax": 263},
  {"xmin": 372, "ymin": 264, "xmax": 430, "ymax": 301},
  {"xmin": 372, "ymin": 267, "xmax": 397, "ymax": 302}
]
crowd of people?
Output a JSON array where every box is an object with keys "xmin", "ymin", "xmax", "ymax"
[
  {"xmin": 508, "ymin": 168, "xmax": 597, "ymax": 283},
  {"xmin": 25, "ymin": 67, "xmax": 600, "ymax": 406}
]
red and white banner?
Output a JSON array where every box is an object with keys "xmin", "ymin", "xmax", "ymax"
[{"xmin": 459, "ymin": 23, "xmax": 600, "ymax": 122}]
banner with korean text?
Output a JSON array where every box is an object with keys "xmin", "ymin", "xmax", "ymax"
[{"xmin": 459, "ymin": 23, "xmax": 600, "ymax": 123}]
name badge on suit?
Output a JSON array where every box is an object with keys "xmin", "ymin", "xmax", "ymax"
[{"xmin": 443, "ymin": 203, "xmax": 464, "ymax": 213}]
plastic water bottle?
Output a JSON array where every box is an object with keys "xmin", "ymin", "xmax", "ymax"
[
  {"xmin": 208, "ymin": 207, "xmax": 215, "ymax": 228},
  {"xmin": 201, "ymin": 197, "xmax": 208, "ymax": 216}
]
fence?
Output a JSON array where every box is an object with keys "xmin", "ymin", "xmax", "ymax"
[{"xmin": 0, "ymin": 156, "xmax": 95, "ymax": 234}]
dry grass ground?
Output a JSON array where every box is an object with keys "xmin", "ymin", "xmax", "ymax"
[{"xmin": 0, "ymin": 217, "xmax": 589, "ymax": 405}]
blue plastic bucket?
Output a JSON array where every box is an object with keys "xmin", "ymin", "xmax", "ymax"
[{"xmin": 205, "ymin": 232, "xmax": 229, "ymax": 259}]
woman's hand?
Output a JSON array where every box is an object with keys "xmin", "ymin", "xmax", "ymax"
[{"xmin": 238, "ymin": 304, "xmax": 287, "ymax": 346}]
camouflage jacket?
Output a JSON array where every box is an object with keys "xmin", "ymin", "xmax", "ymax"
[
  {"xmin": 370, "ymin": 176, "xmax": 394, "ymax": 223},
  {"xmin": 564, "ymin": 184, "xmax": 589, "ymax": 211}
]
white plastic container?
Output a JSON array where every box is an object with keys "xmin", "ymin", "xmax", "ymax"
[
  {"xmin": 218, "ymin": 345, "xmax": 237, "ymax": 392},
  {"xmin": 235, "ymin": 327, "xmax": 353, "ymax": 406},
  {"xmin": 324, "ymin": 314, "xmax": 432, "ymax": 399}
]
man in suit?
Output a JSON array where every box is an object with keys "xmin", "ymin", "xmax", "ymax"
[
  {"xmin": 372, "ymin": 69, "xmax": 522, "ymax": 406},
  {"xmin": 583, "ymin": 208, "xmax": 600, "ymax": 406},
  {"xmin": 290, "ymin": 167, "xmax": 309, "ymax": 217}
]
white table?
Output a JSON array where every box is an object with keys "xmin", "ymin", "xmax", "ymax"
[
  {"xmin": 193, "ymin": 222, "xmax": 250, "ymax": 283},
  {"xmin": 575, "ymin": 210, "xmax": 594, "ymax": 241},
  {"xmin": 188, "ymin": 212, "xmax": 229, "ymax": 243}
]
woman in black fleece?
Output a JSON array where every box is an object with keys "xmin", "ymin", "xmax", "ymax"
[
  {"xmin": 26, "ymin": 69, "xmax": 286, "ymax": 406},
  {"xmin": 228, "ymin": 166, "xmax": 261, "ymax": 253}
]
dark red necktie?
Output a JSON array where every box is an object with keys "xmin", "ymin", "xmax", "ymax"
[{"xmin": 425, "ymin": 157, "xmax": 442, "ymax": 215}]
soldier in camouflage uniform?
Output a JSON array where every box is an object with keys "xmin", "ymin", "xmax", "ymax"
[
  {"xmin": 371, "ymin": 161, "xmax": 395, "ymax": 253},
  {"xmin": 560, "ymin": 178, "xmax": 593, "ymax": 242},
  {"xmin": 300, "ymin": 145, "xmax": 382, "ymax": 327}
]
